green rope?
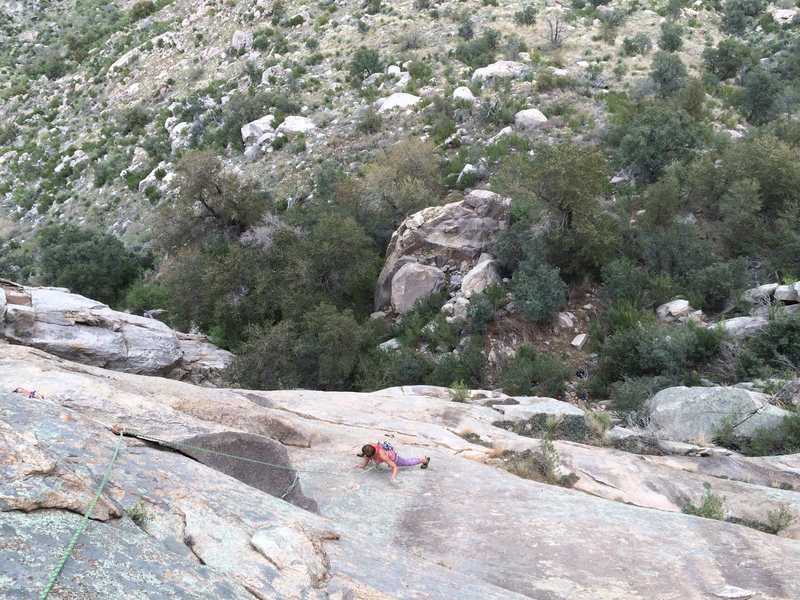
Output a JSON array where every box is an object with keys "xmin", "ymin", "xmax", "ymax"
[
  {"xmin": 40, "ymin": 430, "xmax": 125, "ymax": 600},
  {"xmin": 123, "ymin": 430, "xmax": 375, "ymax": 477}
]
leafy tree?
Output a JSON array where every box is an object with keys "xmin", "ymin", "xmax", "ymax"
[
  {"xmin": 718, "ymin": 178, "xmax": 764, "ymax": 255},
  {"xmin": 130, "ymin": 0, "xmax": 156, "ymax": 20},
  {"xmin": 36, "ymin": 225, "xmax": 142, "ymax": 306},
  {"xmin": 658, "ymin": 22, "xmax": 683, "ymax": 52},
  {"xmin": 702, "ymin": 38, "xmax": 750, "ymax": 80},
  {"xmin": 514, "ymin": 6, "xmax": 537, "ymax": 26},
  {"xmin": 157, "ymin": 150, "xmax": 269, "ymax": 252},
  {"xmin": 224, "ymin": 320, "xmax": 302, "ymax": 389},
  {"xmin": 722, "ymin": 0, "xmax": 765, "ymax": 35},
  {"xmin": 616, "ymin": 105, "xmax": 708, "ymax": 180},
  {"xmin": 739, "ymin": 67, "xmax": 781, "ymax": 124},
  {"xmin": 651, "ymin": 51, "xmax": 687, "ymax": 96},
  {"xmin": 677, "ymin": 77, "xmax": 706, "ymax": 120}
]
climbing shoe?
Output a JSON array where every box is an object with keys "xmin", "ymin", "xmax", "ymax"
[{"xmin": 421, "ymin": 457, "xmax": 430, "ymax": 469}]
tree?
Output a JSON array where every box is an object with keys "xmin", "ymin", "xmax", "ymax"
[
  {"xmin": 702, "ymin": 38, "xmax": 750, "ymax": 80},
  {"xmin": 718, "ymin": 178, "xmax": 764, "ymax": 256},
  {"xmin": 158, "ymin": 151, "xmax": 269, "ymax": 252},
  {"xmin": 658, "ymin": 22, "xmax": 683, "ymax": 52},
  {"xmin": 651, "ymin": 51, "xmax": 687, "ymax": 96},
  {"xmin": 722, "ymin": 0, "xmax": 765, "ymax": 35},
  {"xmin": 739, "ymin": 67, "xmax": 781, "ymax": 124},
  {"xmin": 617, "ymin": 105, "xmax": 708, "ymax": 180},
  {"xmin": 224, "ymin": 321, "xmax": 302, "ymax": 389},
  {"xmin": 36, "ymin": 225, "xmax": 142, "ymax": 306}
]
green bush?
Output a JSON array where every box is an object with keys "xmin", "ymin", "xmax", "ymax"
[
  {"xmin": 498, "ymin": 345, "xmax": 571, "ymax": 396},
  {"xmin": 658, "ymin": 22, "xmax": 683, "ymax": 52},
  {"xmin": 739, "ymin": 67, "xmax": 781, "ymax": 124},
  {"xmin": 36, "ymin": 225, "xmax": 143, "ymax": 306},
  {"xmin": 722, "ymin": 0, "xmax": 765, "ymax": 34},
  {"xmin": 702, "ymin": 38, "xmax": 750, "ymax": 80},
  {"xmin": 514, "ymin": 6, "xmax": 537, "ymax": 26},
  {"xmin": 455, "ymin": 29, "xmax": 502, "ymax": 68},
  {"xmin": 681, "ymin": 482, "xmax": 726, "ymax": 520},
  {"xmin": 124, "ymin": 280, "xmax": 171, "ymax": 315},
  {"xmin": 426, "ymin": 341, "xmax": 487, "ymax": 388},
  {"xmin": 622, "ymin": 33, "xmax": 652, "ymax": 56},
  {"xmin": 356, "ymin": 107, "xmax": 383, "ymax": 133},
  {"xmin": 130, "ymin": 0, "xmax": 156, "ymax": 20},
  {"xmin": 616, "ymin": 105, "xmax": 708, "ymax": 180},
  {"xmin": 608, "ymin": 376, "xmax": 676, "ymax": 425},
  {"xmin": 651, "ymin": 51, "xmax": 687, "ymax": 96},
  {"xmin": 510, "ymin": 261, "xmax": 566, "ymax": 323},
  {"xmin": 349, "ymin": 47, "xmax": 383, "ymax": 85},
  {"xmin": 224, "ymin": 321, "xmax": 302, "ymax": 389},
  {"xmin": 356, "ymin": 347, "xmax": 431, "ymax": 391}
]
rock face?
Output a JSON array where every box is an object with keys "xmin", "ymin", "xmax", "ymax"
[
  {"xmin": 390, "ymin": 262, "xmax": 445, "ymax": 314},
  {"xmin": 648, "ymin": 386, "xmax": 791, "ymax": 443},
  {"xmin": 1, "ymin": 345, "xmax": 799, "ymax": 600},
  {"xmin": 375, "ymin": 190, "xmax": 511, "ymax": 310},
  {"xmin": 0, "ymin": 280, "xmax": 231, "ymax": 385}
]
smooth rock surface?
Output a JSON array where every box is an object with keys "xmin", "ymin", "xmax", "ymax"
[
  {"xmin": 648, "ymin": 386, "xmax": 791, "ymax": 443},
  {"xmin": 1, "ymin": 345, "xmax": 799, "ymax": 599},
  {"xmin": 390, "ymin": 262, "xmax": 445, "ymax": 314}
]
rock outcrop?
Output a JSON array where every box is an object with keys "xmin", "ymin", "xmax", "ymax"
[
  {"xmin": 648, "ymin": 386, "xmax": 791, "ymax": 443},
  {"xmin": 2, "ymin": 343, "xmax": 799, "ymax": 599},
  {"xmin": 0, "ymin": 280, "xmax": 231, "ymax": 385},
  {"xmin": 375, "ymin": 190, "xmax": 511, "ymax": 310}
]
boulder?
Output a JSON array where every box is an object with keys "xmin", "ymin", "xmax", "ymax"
[
  {"xmin": 0, "ymin": 282, "xmax": 230, "ymax": 385},
  {"xmin": 241, "ymin": 115, "xmax": 275, "ymax": 142},
  {"xmin": 742, "ymin": 283, "xmax": 779, "ymax": 304},
  {"xmin": 276, "ymin": 115, "xmax": 316, "ymax": 135},
  {"xmin": 375, "ymin": 190, "xmax": 511, "ymax": 309},
  {"xmin": 647, "ymin": 386, "xmax": 792, "ymax": 443},
  {"xmin": 261, "ymin": 65, "xmax": 288, "ymax": 85},
  {"xmin": 471, "ymin": 60, "xmax": 528, "ymax": 82},
  {"xmin": 514, "ymin": 108, "xmax": 548, "ymax": 129},
  {"xmin": 774, "ymin": 283, "xmax": 800, "ymax": 303},
  {"xmin": 390, "ymin": 263, "xmax": 445, "ymax": 314},
  {"xmin": 230, "ymin": 30, "xmax": 253, "ymax": 51},
  {"xmin": 719, "ymin": 315, "xmax": 767, "ymax": 337},
  {"xmin": 375, "ymin": 92, "xmax": 421, "ymax": 113},
  {"xmin": 656, "ymin": 299, "xmax": 693, "ymax": 322},
  {"xmin": 453, "ymin": 86, "xmax": 476, "ymax": 103},
  {"xmin": 571, "ymin": 333, "xmax": 588, "ymax": 349},
  {"xmin": 772, "ymin": 8, "xmax": 797, "ymax": 23},
  {"xmin": 492, "ymin": 397, "xmax": 586, "ymax": 421},
  {"xmin": 460, "ymin": 255, "xmax": 502, "ymax": 297}
]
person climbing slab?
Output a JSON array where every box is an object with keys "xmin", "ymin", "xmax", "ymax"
[
  {"xmin": 356, "ymin": 442, "xmax": 430, "ymax": 483},
  {"xmin": 12, "ymin": 387, "xmax": 44, "ymax": 399}
]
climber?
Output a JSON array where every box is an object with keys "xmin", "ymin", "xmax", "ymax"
[
  {"xmin": 12, "ymin": 387, "xmax": 44, "ymax": 399},
  {"xmin": 357, "ymin": 441, "xmax": 430, "ymax": 483}
]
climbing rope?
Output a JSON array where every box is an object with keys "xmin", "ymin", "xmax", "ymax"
[{"xmin": 40, "ymin": 430, "xmax": 125, "ymax": 600}]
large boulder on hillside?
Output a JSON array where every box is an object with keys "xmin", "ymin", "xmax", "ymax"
[
  {"xmin": 647, "ymin": 386, "xmax": 791, "ymax": 443},
  {"xmin": 0, "ymin": 280, "xmax": 231, "ymax": 385},
  {"xmin": 471, "ymin": 60, "xmax": 528, "ymax": 82},
  {"xmin": 514, "ymin": 108, "xmax": 548, "ymax": 129},
  {"xmin": 276, "ymin": 115, "xmax": 316, "ymax": 135},
  {"xmin": 241, "ymin": 114, "xmax": 275, "ymax": 142},
  {"xmin": 460, "ymin": 254, "xmax": 502, "ymax": 297},
  {"xmin": 375, "ymin": 190, "xmax": 511, "ymax": 309},
  {"xmin": 391, "ymin": 263, "xmax": 445, "ymax": 314},
  {"xmin": 375, "ymin": 92, "xmax": 421, "ymax": 113}
]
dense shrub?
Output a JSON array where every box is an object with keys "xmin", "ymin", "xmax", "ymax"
[
  {"xmin": 357, "ymin": 347, "xmax": 431, "ymax": 391},
  {"xmin": 510, "ymin": 262, "xmax": 566, "ymax": 323},
  {"xmin": 349, "ymin": 47, "xmax": 383, "ymax": 85},
  {"xmin": 622, "ymin": 34, "xmax": 652, "ymax": 56},
  {"xmin": 514, "ymin": 6, "xmax": 537, "ymax": 26},
  {"xmin": 658, "ymin": 22, "xmax": 683, "ymax": 52},
  {"xmin": 36, "ymin": 225, "xmax": 143, "ymax": 306},
  {"xmin": 651, "ymin": 51, "xmax": 687, "ymax": 96},
  {"xmin": 130, "ymin": 0, "xmax": 156, "ymax": 20},
  {"xmin": 616, "ymin": 105, "xmax": 708, "ymax": 180},
  {"xmin": 608, "ymin": 375, "xmax": 676, "ymax": 425},
  {"xmin": 498, "ymin": 345, "xmax": 571, "ymax": 396},
  {"xmin": 426, "ymin": 340, "xmax": 487, "ymax": 388},
  {"xmin": 702, "ymin": 38, "xmax": 750, "ymax": 80},
  {"xmin": 739, "ymin": 67, "xmax": 781, "ymax": 124},
  {"xmin": 722, "ymin": 0, "xmax": 765, "ymax": 35},
  {"xmin": 455, "ymin": 29, "xmax": 502, "ymax": 68}
]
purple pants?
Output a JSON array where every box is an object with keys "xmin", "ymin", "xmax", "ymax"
[{"xmin": 393, "ymin": 455, "xmax": 423, "ymax": 467}]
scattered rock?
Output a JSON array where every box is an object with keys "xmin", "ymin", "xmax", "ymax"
[
  {"xmin": 241, "ymin": 115, "xmax": 275, "ymax": 142},
  {"xmin": 571, "ymin": 333, "xmax": 588, "ymax": 349},
  {"xmin": 277, "ymin": 116, "xmax": 316, "ymax": 135},
  {"xmin": 514, "ymin": 108, "xmax": 548, "ymax": 129},
  {"xmin": 453, "ymin": 86, "xmax": 476, "ymax": 103},
  {"xmin": 375, "ymin": 92, "xmax": 421, "ymax": 113},
  {"xmin": 230, "ymin": 30, "xmax": 253, "ymax": 52},
  {"xmin": 460, "ymin": 255, "xmax": 502, "ymax": 297},
  {"xmin": 656, "ymin": 299, "xmax": 693, "ymax": 322}
]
